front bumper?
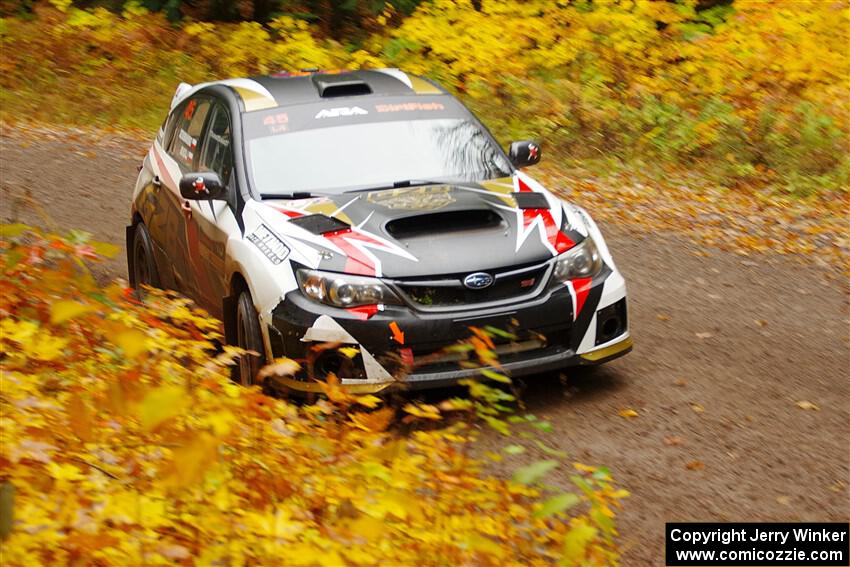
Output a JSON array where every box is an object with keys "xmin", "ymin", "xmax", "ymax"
[{"xmin": 264, "ymin": 269, "xmax": 629, "ymax": 393}]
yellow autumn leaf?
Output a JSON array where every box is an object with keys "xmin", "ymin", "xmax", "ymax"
[
  {"xmin": 46, "ymin": 462, "xmax": 85, "ymax": 482},
  {"xmin": 618, "ymin": 408, "xmax": 639, "ymax": 419},
  {"xmin": 563, "ymin": 519, "xmax": 598, "ymax": 558},
  {"xmin": 339, "ymin": 346, "xmax": 359, "ymax": 358},
  {"xmin": 349, "ymin": 407, "xmax": 394, "ymax": 432},
  {"xmin": 402, "ymin": 403, "xmax": 442, "ymax": 420},
  {"xmin": 112, "ymin": 327, "xmax": 149, "ymax": 359},
  {"xmin": 138, "ymin": 385, "xmax": 188, "ymax": 431},
  {"xmin": 348, "ymin": 514, "xmax": 385, "ymax": 540},
  {"xmin": 67, "ymin": 392, "xmax": 94, "ymax": 442},
  {"xmin": 163, "ymin": 433, "xmax": 218, "ymax": 488},
  {"xmin": 23, "ymin": 333, "xmax": 69, "ymax": 361},
  {"xmin": 50, "ymin": 300, "xmax": 96, "ymax": 325},
  {"xmin": 355, "ymin": 394, "xmax": 382, "ymax": 408},
  {"xmin": 0, "ymin": 319, "xmax": 38, "ymax": 343}
]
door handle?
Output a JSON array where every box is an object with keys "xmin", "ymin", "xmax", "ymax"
[
  {"xmin": 181, "ymin": 200, "xmax": 192, "ymax": 219},
  {"xmin": 152, "ymin": 175, "xmax": 162, "ymax": 188}
]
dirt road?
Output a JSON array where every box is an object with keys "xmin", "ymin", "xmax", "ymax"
[{"xmin": 2, "ymin": 126, "xmax": 848, "ymax": 564}]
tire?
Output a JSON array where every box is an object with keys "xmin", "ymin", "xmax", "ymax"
[
  {"xmin": 131, "ymin": 222, "xmax": 160, "ymax": 292},
  {"xmin": 233, "ymin": 289, "xmax": 264, "ymax": 386}
]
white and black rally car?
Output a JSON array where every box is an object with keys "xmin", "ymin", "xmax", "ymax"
[{"xmin": 127, "ymin": 69, "xmax": 631, "ymax": 393}]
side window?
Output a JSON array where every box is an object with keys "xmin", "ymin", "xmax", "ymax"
[
  {"xmin": 167, "ymin": 98, "xmax": 211, "ymax": 169},
  {"xmin": 198, "ymin": 104, "xmax": 233, "ymax": 187}
]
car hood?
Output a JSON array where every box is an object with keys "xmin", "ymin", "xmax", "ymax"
[{"xmin": 257, "ymin": 176, "xmax": 586, "ymax": 279}]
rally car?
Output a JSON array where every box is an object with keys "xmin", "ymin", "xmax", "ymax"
[{"xmin": 127, "ymin": 69, "xmax": 631, "ymax": 393}]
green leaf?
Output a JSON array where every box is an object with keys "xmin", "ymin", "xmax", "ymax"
[
  {"xmin": 570, "ymin": 475, "xmax": 595, "ymax": 496},
  {"xmin": 91, "ymin": 240, "xmax": 121, "ymax": 258},
  {"xmin": 532, "ymin": 420, "xmax": 554, "ymax": 433},
  {"xmin": 591, "ymin": 506, "xmax": 615, "ymax": 536},
  {"xmin": 0, "ymin": 223, "xmax": 29, "ymax": 239},
  {"xmin": 4, "ymin": 250, "xmax": 24, "ymax": 269},
  {"xmin": 483, "ymin": 325, "xmax": 517, "ymax": 339},
  {"xmin": 503, "ymin": 444, "xmax": 525, "ymax": 455},
  {"xmin": 512, "ymin": 460, "xmax": 559, "ymax": 485},
  {"xmin": 534, "ymin": 492, "xmax": 580, "ymax": 518},
  {"xmin": 534, "ymin": 439, "xmax": 567, "ymax": 458},
  {"xmin": 0, "ymin": 481, "xmax": 14, "ymax": 540},
  {"xmin": 481, "ymin": 368, "xmax": 512, "ymax": 384},
  {"xmin": 482, "ymin": 415, "xmax": 510, "ymax": 435},
  {"xmin": 591, "ymin": 466, "xmax": 611, "ymax": 481}
]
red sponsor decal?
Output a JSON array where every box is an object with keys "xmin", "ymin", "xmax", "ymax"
[
  {"xmin": 399, "ymin": 347, "xmax": 414, "ymax": 367},
  {"xmin": 152, "ymin": 147, "xmax": 176, "ymax": 190},
  {"xmin": 323, "ymin": 228, "xmax": 383, "ymax": 276},
  {"xmin": 375, "ymin": 102, "xmax": 445, "ymax": 113},
  {"xmin": 263, "ymin": 113, "xmax": 289, "ymax": 125},
  {"xmin": 271, "ymin": 206, "xmax": 305, "ymax": 219},
  {"xmin": 517, "ymin": 178, "xmax": 574, "ymax": 253},
  {"xmin": 263, "ymin": 112, "xmax": 289, "ymax": 134},
  {"xmin": 572, "ymin": 277, "xmax": 592, "ymax": 317},
  {"xmin": 346, "ymin": 304, "xmax": 379, "ymax": 320},
  {"xmin": 184, "ymin": 99, "xmax": 197, "ymax": 120}
]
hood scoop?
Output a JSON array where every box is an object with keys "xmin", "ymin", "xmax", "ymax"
[
  {"xmin": 512, "ymin": 191, "xmax": 550, "ymax": 209},
  {"xmin": 385, "ymin": 209, "xmax": 504, "ymax": 240},
  {"xmin": 288, "ymin": 214, "xmax": 350, "ymax": 234}
]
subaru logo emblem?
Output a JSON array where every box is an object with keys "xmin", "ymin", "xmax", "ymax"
[{"xmin": 463, "ymin": 272, "xmax": 494, "ymax": 290}]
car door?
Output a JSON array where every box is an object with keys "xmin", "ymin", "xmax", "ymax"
[
  {"xmin": 159, "ymin": 96, "xmax": 213, "ymax": 295},
  {"xmin": 183, "ymin": 101, "xmax": 238, "ymax": 318}
]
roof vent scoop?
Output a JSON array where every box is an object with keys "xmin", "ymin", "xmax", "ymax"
[{"xmin": 312, "ymin": 74, "xmax": 372, "ymax": 98}]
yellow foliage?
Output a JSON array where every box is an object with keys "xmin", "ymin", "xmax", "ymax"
[
  {"xmin": 0, "ymin": 1, "xmax": 846, "ymax": 191},
  {"xmin": 0, "ymin": 226, "xmax": 624, "ymax": 564}
]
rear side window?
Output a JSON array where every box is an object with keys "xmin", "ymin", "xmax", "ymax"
[
  {"xmin": 198, "ymin": 104, "xmax": 233, "ymax": 186},
  {"xmin": 167, "ymin": 98, "xmax": 211, "ymax": 169}
]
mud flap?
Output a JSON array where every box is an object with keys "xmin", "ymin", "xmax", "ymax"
[
  {"xmin": 125, "ymin": 225, "xmax": 136, "ymax": 287},
  {"xmin": 222, "ymin": 294, "xmax": 238, "ymax": 346}
]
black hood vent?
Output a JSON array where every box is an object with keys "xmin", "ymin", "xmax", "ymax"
[
  {"xmin": 288, "ymin": 214, "xmax": 350, "ymax": 234},
  {"xmin": 512, "ymin": 191, "xmax": 550, "ymax": 209},
  {"xmin": 313, "ymin": 74, "xmax": 373, "ymax": 98},
  {"xmin": 385, "ymin": 209, "xmax": 504, "ymax": 240}
]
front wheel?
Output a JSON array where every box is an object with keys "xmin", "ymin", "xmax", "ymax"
[
  {"xmin": 131, "ymin": 222, "xmax": 160, "ymax": 292},
  {"xmin": 233, "ymin": 289, "xmax": 264, "ymax": 386}
]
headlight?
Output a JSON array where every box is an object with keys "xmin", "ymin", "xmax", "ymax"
[
  {"xmin": 551, "ymin": 237, "xmax": 603, "ymax": 282},
  {"xmin": 296, "ymin": 269, "xmax": 402, "ymax": 308}
]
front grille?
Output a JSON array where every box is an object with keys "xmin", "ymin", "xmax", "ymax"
[{"xmin": 393, "ymin": 264, "xmax": 549, "ymax": 309}]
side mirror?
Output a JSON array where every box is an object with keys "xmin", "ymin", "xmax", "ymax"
[
  {"xmin": 179, "ymin": 172, "xmax": 226, "ymax": 200},
  {"xmin": 508, "ymin": 140, "xmax": 541, "ymax": 168}
]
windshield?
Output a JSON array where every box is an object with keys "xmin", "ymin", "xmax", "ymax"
[{"xmin": 245, "ymin": 115, "xmax": 512, "ymax": 196}]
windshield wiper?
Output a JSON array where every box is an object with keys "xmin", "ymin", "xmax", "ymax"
[
  {"xmin": 346, "ymin": 179, "xmax": 448, "ymax": 193},
  {"xmin": 261, "ymin": 191, "xmax": 326, "ymax": 200}
]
